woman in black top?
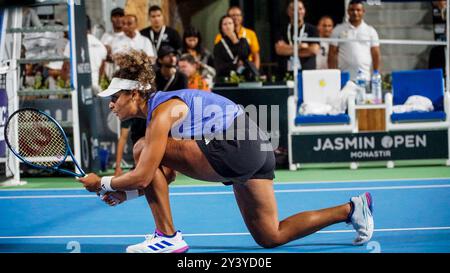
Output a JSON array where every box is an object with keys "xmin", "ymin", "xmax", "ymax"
[
  {"xmin": 181, "ymin": 26, "xmax": 216, "ymax": 85},
  {"xmin": 181, "ymin": 26, "xmax": 214, "ymax": 68},
  {"xmin": 213, "ymin": 15, "xmax": 251, "ymax": 81}
]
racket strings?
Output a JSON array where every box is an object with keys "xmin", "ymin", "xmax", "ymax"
[{"xmin": 11, "ymin": 110, "xmax": 68, "ymax": 168}]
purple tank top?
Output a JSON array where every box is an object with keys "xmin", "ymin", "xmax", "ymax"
[{"xmin": 147, "ymin": 89, "xmax": 243, "ymax": 139}]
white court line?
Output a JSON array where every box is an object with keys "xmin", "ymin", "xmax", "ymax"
[
  {"xmin": 0, "ymin": 227, "xmax": 449, "ymax": 240},
  {"xmin": 2, "ymin": 177, "xmax": 450, "ymax": 192},
  {"xmin": 1, "ymin": 184, "xmax": 450, "ymax": 200}
]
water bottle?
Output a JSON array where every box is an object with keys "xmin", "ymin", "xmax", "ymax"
[
  {"xmin": 355, "ymin": 70, "xmax": 366, "ymax": 104},
  {"xmin": 371, "ymin": 70, "xmax": 382, "ymax": 104}
]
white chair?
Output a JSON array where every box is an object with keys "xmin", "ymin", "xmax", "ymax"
[{"xmin": 288, "ymin": 69, "xmax": 357, "ymax": 170}]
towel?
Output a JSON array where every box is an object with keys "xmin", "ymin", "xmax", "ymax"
[{"xmin": 392, "ymin": 95, "xmax": 434, "ymax": 113}]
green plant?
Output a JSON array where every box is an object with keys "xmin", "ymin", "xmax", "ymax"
[{"xmin": 382, "ymin": 73, "xmax": 392, "ymax": 91}]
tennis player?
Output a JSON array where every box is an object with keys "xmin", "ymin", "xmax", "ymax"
[{"xmin": 79, "ymin": 50, "xmax": 374, "ymax": 253}]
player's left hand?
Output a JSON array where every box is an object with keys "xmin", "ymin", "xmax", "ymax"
[
  {"xmin": 78, "ymin": 173, "xmax": 101, "ymax": 193},
  {"xmin": 101, "ymin": 191, "xmax": 126, "ymax": 206}
]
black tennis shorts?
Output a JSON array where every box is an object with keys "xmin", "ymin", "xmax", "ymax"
[{"xmin": 196, "ymin": 113, "xmax": 276, "ymax": 185}]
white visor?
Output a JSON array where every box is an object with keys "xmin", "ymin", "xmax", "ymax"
[{"xmin": 97, "ymin": 78, "xmax": 151, "ymax": 97}]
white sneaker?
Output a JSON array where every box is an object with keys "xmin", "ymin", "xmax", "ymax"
[
  {"xmin": 349, "ymin": 192, "xmax": 374, "ymax": 245},
  {"xmin": 126, "ymin": 230, "xmax": 189, "ymax": 253}
]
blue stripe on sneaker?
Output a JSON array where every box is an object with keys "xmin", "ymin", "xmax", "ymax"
[
  {"xmin": 148, "ymin": 245, "xmax": 158, "ymax": 251},
  {"xmin": 161, "ymin": 240, "xmax": 173, "ymax": 246},
  {"xmin": 155, "ymin": 243, "xmax": 165, "ymax": 249}
]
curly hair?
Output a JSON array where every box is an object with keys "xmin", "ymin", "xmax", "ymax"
[{"xmin": 112, "ymin": 49, "xmax": 156, "ymax": 100}]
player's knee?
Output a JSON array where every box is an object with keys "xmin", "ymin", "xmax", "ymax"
[{"xmin": 252, "ymin": 233, "xmax": 282, "ymax": 249}]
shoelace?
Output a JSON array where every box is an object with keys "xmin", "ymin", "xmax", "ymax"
[{"xmin": 144, "ymin": 233, "xmax": 159, "ymax": 243}]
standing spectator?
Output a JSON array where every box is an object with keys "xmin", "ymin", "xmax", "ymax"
[
  {"xmin": 275, "ymin": 0, "xmax": 320, "ymax": 80},
  {"xmin": 328, "ymin": 0, "xmax": 381, "ymax": 81},
  {"xmin": 316, "ymin": 16, "xmax": 334, "ymax": 70},
  {"xmin": 181, "ymin": 26, "xmax": 216, "ymax": 87},
  {"xmin": 213, "ymin": 15, "xmax": 251, "ymax": 81},
  {"xmin": 101, "ymin": 8, "xmax": 125, "ymax": 58},
  {"xmin": 63, "ymin": 16, "xmax": 107, "ymax": 94},
  {"xmin": 429, "ymin": 0, "xmax": 447, "ymax": 75},
  {"xmin": 140, "ymin": 5, "xmax": 182, "ymax": 57},
  {"xmin": 155, "ymin": 45, "xmax": 188, "ymax": 91},
  {"xmin": 100, "ymin": 8, "xmax": 125, "ymax": 81},
  {"xmin": 179, "ymin": 54, "xmax": 210, "ymax": 91},
  {"xmin": 110, "ymin": 14, "xmax": 155, "ymax": 59},
  {"xmin": 214, "ymin": 6, "xmax": 261, "ymax": 70}
]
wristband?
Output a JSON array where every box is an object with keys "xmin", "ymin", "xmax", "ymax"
[
  {"xmin": 125, "ymin": 190, "xmax": 140, "ymax": 200},
  {"xmin": 100, "ymin": 176, "xmax": 115, "ymax": 192}
]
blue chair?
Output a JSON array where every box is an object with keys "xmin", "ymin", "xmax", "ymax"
[
  {"xmin": 287, "ymin": 69, "xmax": 357, "ymax": 170},
  {"xmin": 287, "ymin": 69, "xmax": 356, "ymax": 134},
  {"xmin": 385, "ymin": 69, "xmax": 449, "ymax": 130}
]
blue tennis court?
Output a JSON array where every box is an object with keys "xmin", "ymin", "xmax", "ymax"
[{"xmin": 0, "ymin": 178, "xmax": 449, "ymax": 253}]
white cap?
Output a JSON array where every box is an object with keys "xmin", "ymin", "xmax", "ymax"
[
  {"xmin": 46, "ymin": 61, "xmax": 63, "ymax": 70},
  {"xmin": 97, "ymin": 77, "xmax": 151, "ymax": 97}
]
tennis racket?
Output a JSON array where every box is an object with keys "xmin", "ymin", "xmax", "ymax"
[
  {"xmin": 4, "ymin": 108, "xmax": 86, "ymax": 177},
  {"xmin": 4, "ymin": 108, "xmax": 121, "ymax": 202}
]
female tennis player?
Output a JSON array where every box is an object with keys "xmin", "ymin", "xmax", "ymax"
[{"xmin": 79, "ymin": 50, "xmax": 373, "ymax": 253}]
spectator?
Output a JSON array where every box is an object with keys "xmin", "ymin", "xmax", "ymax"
[
  {"xmin": 275, "ymin": 0, "xmax": 320, "ymax": 80},
  {"xmin": 140, "ymin": 5, "xmax": 182, "ymax": 57},
  {"xmin": 328, "ymin": 0, "xmax": 381, "ymax": 81},
  {"xmin": 63, "ymin": 16, "xmax": 107, "ymax": 94},
  {"xmin": 316, "ymin": 16, "xmax": 334, "ymax": 69},
  {"xmin": 214, "ymin": 6, "xmax": 261, "ymax": 70},
  {"xmin": 213, "ymin": 15, "xmax": 251, "ymax": 81},
  {"xmin": 101, "ymin": 8, "xmax": 125, "ymax": 59},
  {"xmin": 155, "ymin": 45, "xmax": 188, "ymax": 91},
  {"xmin": 110, "ymin": 14, "xmax": 155, "ymax": 59},
  {"xmin": 179, "ymin": 54, "xmax": 210, "ymax": 91},
  {"xmin": 181, "ymin": 26, "xmax": 216, "ymax": 87},
  {"xmin": 429, "ymin": 0, "xmax": 447, "ymax": 75},
  {"xmin": 44, "ymin": 62, "xmax": 67, "ymax": 95}
]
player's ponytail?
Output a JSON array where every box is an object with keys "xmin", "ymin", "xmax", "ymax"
[{"xmin": 112, "ymin": 49, "xmax": 156, "ymax": 100}]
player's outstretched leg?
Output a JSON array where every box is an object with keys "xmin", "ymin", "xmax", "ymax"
[{"xmin": 232, "ymin": 179, "xmax": 374, "ymax": 248}]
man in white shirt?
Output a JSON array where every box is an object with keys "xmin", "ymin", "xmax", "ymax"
[
  {"xmin": 63, "ymin": 16, "xmax": 107, "ymax": 94},
  {"xmin": 316, "ymin": 16, "xmax": 334, "ymax": 70},
  {"xmin": 110, "ymin": 15, "xmax": 155, "ymax": 59},
  {"xmin": 328, "ymin": 0, "xmax": 381, "ymax": 80},
  {"xmin": 101, "ymin": 8, "xmax": 125, "ymax": 57}
]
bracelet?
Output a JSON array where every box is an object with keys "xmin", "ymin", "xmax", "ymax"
[
  {"xmin": 125, "ymin": 190, "xmax": 140, "ymax": 200},
  {"xmin": 100, "ymin": 176, "xmax": 115, "ymax": 192}
]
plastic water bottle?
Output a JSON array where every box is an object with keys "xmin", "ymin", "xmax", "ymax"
[
  {"xmin": 371, "ymin": 70, "xmax": 382, "ymax": 104},
  {"xmin": 355, "ymin": 70, "xmax": 366, "ymax": 104}
]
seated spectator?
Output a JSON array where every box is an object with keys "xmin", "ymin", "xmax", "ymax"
[
  {"xmin": 179, "ymin": 54, "xmax": 210, "ymax": 91},
  {"xmin": 316, "ymin": 16, "xmax": 334, "ymax": 69},
  {"xmin": 214, "ymin": 6, "xmax": 261, "ymax": 70},
  {"xmin": 155, "ymin": 45, "xmax": 188, "ymax": 91},
  {"xmin": 110, "ymin": 14, "xmax": 155, "ymax": 59},
  {"xmin": 181, "ymin": 26, "xmax": 216, "ymax": 87},
  {"xmin": 275, "ymin": 0, "xmax": 320, "ymax": 80},
  {"xmin": 140, "ymin": 5, "xmax": 182, "ymax": 57},
  {"xmin": 213, "ymin": 15, "xmax": 252, "ymax": 82}
]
